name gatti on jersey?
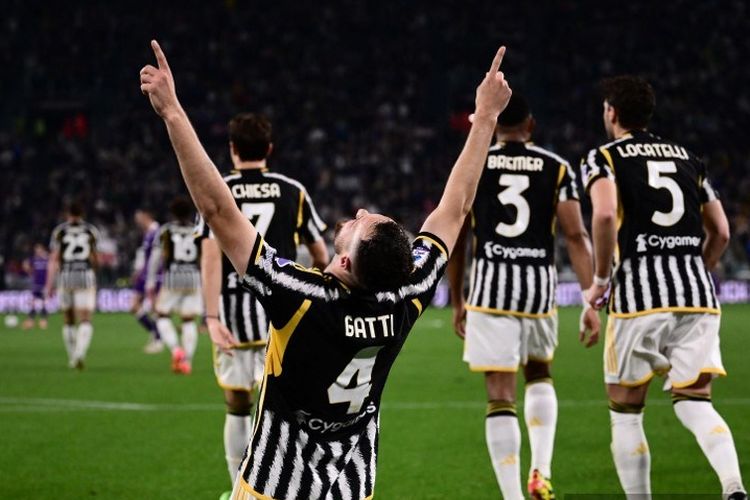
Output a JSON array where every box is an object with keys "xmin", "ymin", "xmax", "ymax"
[{"xmin": 230, "ymin": 182, "xmax": 282, "ymax": 199}]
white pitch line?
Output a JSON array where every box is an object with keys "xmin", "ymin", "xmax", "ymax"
[{"xmin": 1, "ymin": 396, "xmax": 749, "ymax": 414}]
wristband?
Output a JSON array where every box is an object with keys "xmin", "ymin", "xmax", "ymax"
[{"xmin": 593, "ymin": 275, "xmax": 610, "ymax": 287}]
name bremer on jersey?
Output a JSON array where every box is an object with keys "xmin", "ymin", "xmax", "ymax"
[{"xmin": 467, "ymin": 142, "xmax": 579, "ymax": 317}]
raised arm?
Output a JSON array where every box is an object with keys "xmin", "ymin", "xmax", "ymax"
[
  {"xmin": 420, "ymin": 47, "xmax": 512, "ymax": 253},
  {"xmin": 140, "ymin": 40, "xmax": 256, "ymax": 276},
  {"xmin": 702, "ymin": 200, "xmax": 730, "ymax": 271}
]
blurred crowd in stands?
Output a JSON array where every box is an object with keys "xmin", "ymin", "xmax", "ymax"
[{"xmin": 2, "ymin": 0, "xmax": 749, "ymax": 288}]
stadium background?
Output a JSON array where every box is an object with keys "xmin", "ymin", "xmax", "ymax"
[{"xmin": 1, "ymin": 1, "xmax": 749, "ymax": 499}]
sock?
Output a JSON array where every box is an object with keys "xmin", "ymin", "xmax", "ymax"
[
  {"xmin": 157, "ymin": 317, "xmax": 179, "ymax": 351},
  {"xmin": 73, "ymin": 322, "xmax": 93, "ymax": 362},
  {"xmin": 524, "ymin": 379, "xmax": 557, "ymax": 478},
  {"xmin": 181, "ymin": 321, "xmax": 198, "ymax": 362},
  {"xmin": 486, "ymin": 401, "xmax": 524, "ymax": 500},
  {"xmin": 136, "ymin": 310, "xmax": 159, "ymax": 340},
  {"xmin": 62, "ymin": 325, "xmax": 76, "ymax": 361},
  {"xmin": 609, "ymin": 402, "xmax": 651, "ymax": 496},
  {"xmin": 673, "ymin": 396, "xmax": 745, "ymax": 495},
  {"xmin": 225, "ymin": 413, "xmax": 254, "ymax": 485}
]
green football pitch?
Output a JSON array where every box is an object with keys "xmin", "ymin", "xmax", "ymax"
[{"xmin": 1, "ymin": 306, "xmax": 748, "ymax": 499}]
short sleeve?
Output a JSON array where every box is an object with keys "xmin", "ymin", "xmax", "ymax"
[
  {"xmin": 194, "ymin": 215, "xmax": 213, "ymax": 239},
  {"xmin": 89, "ymin": 225, "xmax": 102, "ymax": 251},
  {"xmin": 297, "ymin": 189, "xmax": 327, "ymax": 244},
  {"xmin": 581, "ymin": 147, "xmax": 615, "ymax": 193},
  {"xmin": 697, "ymin": 160, "xmax": 720, "ymax": 204},
  {"xmin": 393, "ymin": 232, "xmax": 449, "ymax": 314},
  {"xmin": 557, "ymin": 162, "xmax": 580, "ymax": 202},
  {"xmin": 242, "ymin": 237, "xmax": 330, "ymax": 327}
]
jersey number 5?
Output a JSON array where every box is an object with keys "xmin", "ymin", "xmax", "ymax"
[
  {"xmin": 242, "ymin": 202, "xmax": 275, "ymax": 235},
  {"xmin": 327, "ymin": 346, "xmax": 382, "ymax": 414},
  {"xmin": 495, "ymin": 174, "xmax": 530, "ymax": 237},
  {"xmin": 647, "ymin": 161, "xmax": 685, "ymax": 227}
]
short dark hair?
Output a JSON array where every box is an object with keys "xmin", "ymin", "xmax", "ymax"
[
  {"xmin": 497, "ymin": 93, "xmax": 530, "ymax": 127},
  {"xmin": 229, "ymin": 113, "xmax": 272, "ymax": 161},
  {"xmin": 66, "ymin": 201, "xmax": 84, "ymax": 217},
  {"xmin": 169, "ymin": 196, "xmax": 193, "ymax": 222},
  {"xmin": 356, "ymin": 221, "xmax": 413, "ymax": 291},
  {"xmin": 600, "ymin": 76, "xmax": 656, "ymax": 129}
]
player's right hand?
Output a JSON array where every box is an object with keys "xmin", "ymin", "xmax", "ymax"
[
  {"xmin": 474, "ymin": 46, "xmax": 512, "ymax": 122},
  {"xmin": 206, "ymin": 317, "xmax": 240, "ymax": 354},
  {"xmin": 140, "ymin": 40, "xmax": 180, "ymax": 120},
  {"xmin": 452, "ymin": 302, "xmax": 467, "ymax": 339},
  {"xmin": 44, "ymin": 285, "xmax": 54, "ymax": 300}
]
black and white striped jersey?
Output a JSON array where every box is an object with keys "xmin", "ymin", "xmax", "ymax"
[
  {"xmin": 195, "ymin": 168, "xmax": 327, "ymax": 344},
  {"xmin": 582, "ymin": 130, "xmax": 720, "ymax": 317},
  {"xmin": 467, "ymin": 141, "xmax": 578, "ymax": 316},
  {"xmin": 49, "ymin": 220, "xmax": 100, "ymax": 289},
  {"xmin": 235, "ymin": 232, "xmax": 448, "ymax": 500},
  {"xmin": 148, "ymin": 221, "xmax": 201, "ymax": 291}
]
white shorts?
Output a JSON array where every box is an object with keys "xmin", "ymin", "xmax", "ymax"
[
  {"xmin": 463, "ymin": 310, "xmax": 558, "ymax": 372},
  {"xmin": 58, "ymin": 287, "xmax": 96, "ymax": 311},
  {"xmin": 213, "ymin": 345, "xmax": 266, "ymax": 392},
  {"xmin": 604, "ymin": 312, "xmax": 726, "ymax": 389},
  {"xmin": 155, "ymin": 288, "xmax": 203, "ymax": 317}
]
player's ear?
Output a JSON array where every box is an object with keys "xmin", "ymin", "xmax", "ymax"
[
  {"xmin": 229, "ymin": 141, "xmax": 237, "ymax": 157},
  {"xmin": 339, "ymin": 255, "xmax": 352, "ymax": 272},
  {"xmin": 527, "ymin": 116, "xmax": 536, "ymax": 137},
  {"xmin": 267, "ymin": 143, "xmax": 273, "ymax": 158}
]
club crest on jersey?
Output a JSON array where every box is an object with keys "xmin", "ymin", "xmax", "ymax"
[
  {"xmin": 412, "ymin": 246, "xmax": 430, "ymax": 265},
  {"xmin": 275, "ymin": 257, "xmax": 294, "ymax": 267}
]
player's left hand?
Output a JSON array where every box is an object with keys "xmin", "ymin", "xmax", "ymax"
[
  {"xmin": 579, "ymin": 302, "xmax": 601, "ymax": 348},
  {"xmin": 140, "ymin": 40, "xmax": 180, "ymax": 120},
  {"xmin": 206, "ymin": 317, "xmax": 240, "ymax": 354}
]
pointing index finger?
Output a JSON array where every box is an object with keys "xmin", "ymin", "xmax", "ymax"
[
  {"xmin": 151, "ymin": 40, "xmax": 170, "ymax": 72},
  {"xmin": 488, "ymin": 46, "xmax": 506, "ymax": 75}
]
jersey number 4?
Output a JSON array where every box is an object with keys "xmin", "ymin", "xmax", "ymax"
[
  {"xmin": 496, "ymin": 174, "xmax": 530, "ymax": 237},
  {"xmin": 327, "ymin": 346, "xmax": 382, "ymax": 414},
  {"xmin": 647, "ymin": 160, "xmax": 685, "ymax": 227}
]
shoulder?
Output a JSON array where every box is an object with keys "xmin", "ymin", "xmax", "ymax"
[
  {"xmin": 524, "ymin": 143, "xmax": 571, "ymax": 167},
  {"xmin": 51, "ymin": 222, "xmax": 68, "ymax": 235},
  {"xmin": 262, "ymin": 171, "xmax": 309, "ymax": 195},
  {"xmin": 222, "ymin": 171, "xmax": 242, "ymax": 185}
]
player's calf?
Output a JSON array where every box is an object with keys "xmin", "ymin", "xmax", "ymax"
[
  {"xmin": 524, "ymin": 361, "xmax": 557, "ymax": 494},
  {"xmin": 607, "ymin": 383, "xmax": 651, "ymax": 496},
  {"xmin": 224, "ymin": 390, "xmax": 254, "ymax": 485},
  {"xmin": 672, "ymin": 376, "xmax": 746, "ymax": 498}
]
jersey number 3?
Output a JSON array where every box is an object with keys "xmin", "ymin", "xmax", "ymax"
[
  {"xmin": 327, "ymin": 346, "xmax": 382, "ymax": 414},
  {"xmin": 496, "ymin": 174, "xmax": 530, "ymax": 237},
  {"xmin": 647, "ymin": 160, "xmax": 685, "ymax": 227}
]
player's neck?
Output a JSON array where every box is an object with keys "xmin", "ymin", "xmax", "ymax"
[
  {"xmin": 234, "ymin": 159, "xmax": 267, "ymax": 170},
  {"xmin": 325, "ymin": 257, "xmax": 359, "ymax": 289},
  {"xmin": 613, "ymin": 124, "xmax": 641, "ymax": 139},
  {"xmin": 494, "ymin": 132, "xmax": 529, "ymax": 143}
]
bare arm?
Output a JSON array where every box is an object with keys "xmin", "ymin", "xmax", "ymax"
[
  {"xmin": 45, "ymin": 251, "xmax": 59, "ymax": 297},
  {"xmin": 445, "ymin": 217, "xmax": 470, "ymax": 338},
  {"xmin": 558, "ymin": 200, "xmax": 600, "ymax": 346},
  {"xmin": 420, "ymin": 47, "xmax": 512, "ymax": 253},
  {"xmin": 306, "ymin": 239, "xmax": 330, "ymax": 270},
  {"xmin": 584, "ymin": 177, "xmax": 618, "ymax": 310},
  {"xmin": 702, "ymin": 200, "xmax": 730, "ymax": 271},
  {"xmin": 140, "ymin": 41, "xmax": 256, "ymax": 276},
  {"xmin": 557, "ymin": 200, "xmax": 593, "ymax": 289},
  {"xmin": 201, "ymin": 237, "xmax": 239, "ymax": 351}
]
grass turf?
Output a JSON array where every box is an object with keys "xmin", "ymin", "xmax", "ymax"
[{"xmin": 0, "ymin": 306, "xmax": 748, "ymax": 499}]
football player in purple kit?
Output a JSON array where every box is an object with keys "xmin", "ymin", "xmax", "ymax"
[
  {"xmin": 132, "ymin": 207, "xmax": 163, "ymax": 353},
  {"xmin": 22, "ymin": 243, "xmax": 50, "ymax": 330}
]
